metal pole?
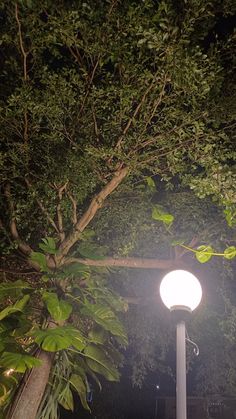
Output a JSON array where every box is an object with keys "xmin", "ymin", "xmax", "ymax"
[
  {"xmin": 176, "ymin": 320, "xmax": 187, "ymax": 419},
  {"xmin": 154, "ymin": 397, "xmax": 158, "ymax": 419}
]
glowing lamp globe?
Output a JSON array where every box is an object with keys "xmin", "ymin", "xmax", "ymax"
[{"xmin": 160, "ymin": 270, "xmax": 202, "ymax": 312}]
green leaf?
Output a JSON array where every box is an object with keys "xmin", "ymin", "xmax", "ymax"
[
  {"xmin": 224, "ymin": 208, "xmax": 236, "ymax": 227},
  {"xmin": 81, "ymin": 303, "xmax": 128, "ymax": 345},
  {"xmin": 0, "ymin": 295, "xmax": 30, "ymax": 321},
  {"xmin": 42, "ymin": 292, "xmax": 72, "ymax": 322},
  {"xmin": 58, "ymin": 384, "xmax": 74, "ymax": 411},
  {"xmin": 161, "ymin": 213, "xmax": 174, "ymax": 224},
  {"xmin": 105, "ymin": 346, "xmax": 124, "ymax": 366},
  {"xmin": 88, "ymin": 327, "xmax": 107, "ymax": 344},
  {"xmin": 224, "ymin": 246, "xmax": 236, "ymax": 260},
  {"xmin": 62, "ymin": 263, "xmax": 91, "ymax": 279},
  {"xmin": 0, "ymin": 352, "xmax": 41, "ymax": 373},
  {"xmin": 78, "ymin": 243, "xmax": 106, "ymax": 260},
  {"xmin": 30, "ymin": 252, "xmax": 48, "ymax": 271},
  {"xmin": 146, "ymin": 176, "xmax": 156, "ymax": 190},
  {"xmin": 70, "ymin": 374, "xmax": 90, "ymax": 411},
  {"xmin": 32, "ymin": 326, "xmax": 86, "ymax": 352},
  {"xmin": 0, "ymin": 281, "xmax": 32, "ymax": 299},
  {"xmin": 83, "ymin": 344, "xmax": 120, "ymax": 381},
  {"xmin": 196, "ymin": 245, "xmax": 213, "ymax": 263},
  {"xmin": 152, "ymin": 205, "xmax": 174, "ymax": 226},
  {"xmin": 32, "ymin": 328, "xmax": 72, "ymax": 351},
  {"xmin": 39, "ymin": 237, "xmax": 57, "ymax": 254},
  {"xmin": 79, "ymin": 229, "xmax": 96, "ymax": 241},
  {"xmin": 73, "ymin": 358, "xmax": 102, "ymax": 392}
]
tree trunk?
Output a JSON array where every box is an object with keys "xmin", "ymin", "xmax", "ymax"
[{"xmin": 6, "ymin": 350, "xmax": 54, "ymax": 419}]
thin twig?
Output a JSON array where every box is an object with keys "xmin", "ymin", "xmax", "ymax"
[
  {"xmin": 25, "ymin": 178, "xmax": 60, "ymax": 235},
  {"xmin": 54, "ymin": 182, "xmax": 68, "ymax": 242},
  {"xmin": 66, "ymin": 191, "xmax": 77, "ymax": 225},
  {"xmin": 15, "ymin": 3, "xmax": 29, "ymax": 148},
  {"xmin": 78, "ymin": 58, "xmax": 100, "ymax": 117},
  {"xmin": 140, "ymin": 76, "xmax": 167, "ymax": 135},
  {"xmin": 15, "ymin": 3, "xmax": 28, "ymax": 81},
  {"xmin": 92, "ymin": 104, "xmax": 99, "ymax": 139},
  {"xmin": 114, "ymin": 81, "xmax": 156, "ymax": 152}
]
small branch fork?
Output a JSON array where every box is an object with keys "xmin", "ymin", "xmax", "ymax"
[
  {"xmin": 25, "ymin": 178, "xmax": 78, "ymax": 242},
  {"xmin": 58, "ymin": 166, "xmax": 129, "ymax": 259}
]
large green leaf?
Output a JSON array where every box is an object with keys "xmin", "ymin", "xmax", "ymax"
[
  {"xmin": 0, "ymin": 352, "xmax": 41, "ymax": 373},
  {"xmin": 224, "ymin": 246, "xmax": 236, "ymax": 260},
  {"xmin": 73, "ymin": 358, "xmax": 102, "ymax": 392},
  {"xmin": 42, "ymin": 292, "xmax": 72, "ymax": 322},
  {"xmin": 0, "ymin": 295, "xmax": 30, "ymax": 321},
  {"xmin": 83, "ymin": 344, "xmax": 120, "ymax": 381},
  {"xmin": 88, "ymin": 326, "xmax": 108, "ymax": 344},
  {"xmin": 105, "ymin": 346, "xmax": 124, "ymax": 367},
  {"xmin": 196, "ymin": 245, "xmax": 213, "ymax": 263},
  {"xmin": 78, "ymin": 243, "xmax": 106, "ymax": 260},
  {"xmin": 96, "ymin": 290, "xmax": 128, "ymax": 313},
  {"xmin": 0, "ymin": 374, "xmax": 18, "ymax": 408},
  {"xmin": 39, "ymin": 237, "xmax": 57, "ymax": 254},
  {"xmin": 30, "ymin": 252, "xmax": 48, "ymax": 271},
  {"xmin": 0, "ymin": 281, "xmax": 32, "ymax": 299},
  {"xmin": 32, "ymin": 326, "xmax": 86, "ymax": 352},
  {"xmin": 0, "ymin": 314, "xmax": 32, "ymax": 340},
  {"xmin": 33, "ymin": 328, "xmax": 72, "ymax": 352},
  {"xmin": 61, "ymin": 263, "xmax": 91, "ymax": 279},
  {"xmin": 58, "ymin": 384, "xmax": 74, "ymax": 411},
  {"xmin": 81, "ymin": 303, "xmax": 128, "ymax": 345},
  {"xmin": 70, "ymin": 374, "xmax": 90, "ymax": 411}
]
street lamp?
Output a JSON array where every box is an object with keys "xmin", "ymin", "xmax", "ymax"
[{"xmin": 160, "ymin": 270, "xmax": 202, "ymax": 419}]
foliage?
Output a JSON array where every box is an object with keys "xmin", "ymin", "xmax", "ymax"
[
  {"xmin": 0, "ymin": 243, "xmax": 127, "ymax": 415},
  {"xmin": 0, "ymin": 0, "xmax": 235, "ymax": 416}
]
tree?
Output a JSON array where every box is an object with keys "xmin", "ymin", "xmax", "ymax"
[{"xmin": 0, "ymin": 0, "xmax": 235, "ymax": 417}]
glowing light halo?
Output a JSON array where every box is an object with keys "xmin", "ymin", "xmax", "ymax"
[{"xmin": 160, "ymin": 270, "xmax": 202, "ymax": 312}]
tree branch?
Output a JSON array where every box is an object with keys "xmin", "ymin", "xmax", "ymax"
[
  {"xmin": 92, "ymin": 104, "xmax": 99, "ymax": 140},
  {"xmin": 78, "ymin": 57, "xmax": 100, "ymax": 117},
  {"xmin": 114, "ymin": 81, "xmax": 156, "ymax": 152},
  {"xmin": 53, "ymin": 182, "xmax": 68, "ymax": 242},
  {"xmin": 15, "ymin": 3, "xmax": 28, "ymax": 81},
  {"xmin": 66, "ymin": 191, "xmax": 77, "ymax": 225},
  {"xmin": 58, "ymin": 166, "xmax": 129, "ymax": 259},
  {"xmin": 4, "ymin": 183, "xmax": 32, "ymax": 256},
  {"xmin": 25, "ymin": 178, "xmax": 60, "ymax": 236},
  {"xmin": 62, "ymin": 255, "xmax": 186, "ymax": 270},
  {"xmin": 138, "ymin": 75, "xmax": 168, "ymax": 139},
  {"xmin": 15, "ymin": 3, "xmax": 29, "ymax": 148}
]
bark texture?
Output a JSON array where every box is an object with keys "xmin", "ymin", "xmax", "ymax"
[
  {"xmin": 6, "ymin": 350, "xmax": 54, "ymax": 419},
  {"xmin": 64, "ymin": 256, "xmax": 186, "ymax": 270}
]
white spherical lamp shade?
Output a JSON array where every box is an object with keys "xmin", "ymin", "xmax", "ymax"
[{"xmin": 160, "ymin": 270, "xmax": 202, "ymax": 312}]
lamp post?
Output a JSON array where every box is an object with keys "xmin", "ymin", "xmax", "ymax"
[{"xmin": 160, "ymin": 270, "xmax": 202, "ymax": 419}]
